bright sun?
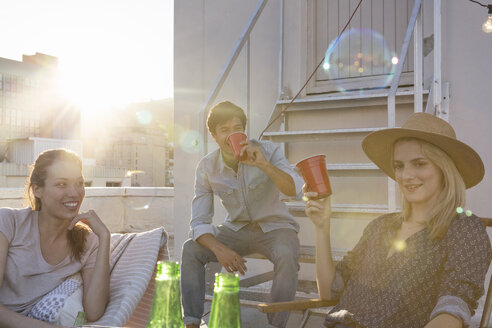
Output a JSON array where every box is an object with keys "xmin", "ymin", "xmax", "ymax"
[{"xmin": 58, "ymin": 62, "xmax": 129, "ymax": 114}]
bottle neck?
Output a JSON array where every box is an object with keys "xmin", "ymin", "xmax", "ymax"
[
  {"xmin": 156, "ymin": 261, "xmax": 180, "ymax": 280},
  {"xmin": 213, "ymin": 273, "xmax": 239, "ymax": 291}
]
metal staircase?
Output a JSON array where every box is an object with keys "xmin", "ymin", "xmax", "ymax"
[
  {"xmin": 198, "ymin": 0, "xmax": 443, "ymax": 284},
  {"xmin": 262, "ymin": 87, "xmax": 429, "ymax": 222},
  {"xmin": 257, "ymin": 0, "xmax": 441, "ymax": 232}
]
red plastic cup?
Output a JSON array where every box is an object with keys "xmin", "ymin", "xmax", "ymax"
[
  {"xmin": 227, "ymin": 132, "xmax": 248, "ymax": 161},
  {"xmin": 296, "ymin": 155, "xmax": 332, "ymax": 199}
]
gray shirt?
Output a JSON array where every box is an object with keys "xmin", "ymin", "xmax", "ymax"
[
  {"xmin": 190, "ymin": 139, "xmax": 304, "ymax": 240},
  {"xmin": 0, "ymin": 207, "xmax": 98, "ymax": 315}
]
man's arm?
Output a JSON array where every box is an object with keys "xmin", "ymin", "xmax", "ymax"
[
  {"xmin": 191, "ymin": 164, "xmax": 248, "ymax": 275},
  {"xmin": 239, "ymin": 141, "xmax": 301, "ymax": 197},
  {"xmin": 196, "ymin": 234, "xmax": 247, "ymax": 275},
  {"xmin": 190, "ymin": 164, "xmax": 216, "ymax": 240},
  {"xmin": 0, "ymin": 233, "xmax": 59, "ymax": 328}
]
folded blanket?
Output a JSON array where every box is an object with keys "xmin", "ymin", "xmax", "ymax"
[
  {"xmin": 26, "ymin": 227, "xmax": 167, "ymax": 327},
  {"xmin": 27, "ymin": 272, "xmax": 83, "ymax": 323}
]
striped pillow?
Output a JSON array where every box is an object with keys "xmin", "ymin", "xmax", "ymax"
[{"xmin": 90, "ymin": 227, "xmax": 167, "ymax": 327}]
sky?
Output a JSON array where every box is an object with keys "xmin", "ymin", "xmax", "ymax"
[{"xmin": 0, "ymin": 0, "xmax": 173, "ymax": 132}]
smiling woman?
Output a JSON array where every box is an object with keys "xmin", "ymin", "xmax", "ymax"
[
  {"xmin": 0, "ymin": 149, "xmax": 111, "ymax": 327},
  {"xmin": 303, "ymin": 113, "xmax": 491, "ymax": 328}
]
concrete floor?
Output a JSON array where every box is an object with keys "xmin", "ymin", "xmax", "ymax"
[
  {"xmin": 198, "ymin": 300, "xmax": 487, "ymax": 328},
  {"xmin": 199, "ymin": 301, "xmax": 326, "ymax": 328}
]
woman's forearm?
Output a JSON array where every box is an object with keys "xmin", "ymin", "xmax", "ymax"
[
  {"xmin": 0, "ymin": 303, "xmax": 59, "ymax": 328},
  {"xmin": 83, "ymin": 234, "xmax": 110, "ymax": 322},
  {"xmin": 424, "ymin": 313, "xmax": 462, "ymax": 328},
  {"xmin": 315, "ymin": 228, "xmax": 336, "ymax": 299}
]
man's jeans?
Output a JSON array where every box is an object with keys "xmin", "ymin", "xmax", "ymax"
[{"xmin": 181, "ymin": 223, "xmax": 300, "ymax": 328}]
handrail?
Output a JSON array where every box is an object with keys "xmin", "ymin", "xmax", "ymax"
[
  {"xmin": 198, "ymin": 0, "xmax": 269, "ymax": 156},
  {"xmin": 387, "ymin": 0, "xmax": 423, "ymax": 128},
  {"xmin": 386, "ymin": 0, "xmax": 423, "ymax": 213}
]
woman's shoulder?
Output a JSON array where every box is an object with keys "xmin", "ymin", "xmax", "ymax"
[
  {"xmin": 0, "ymin": 207, "xmax": 35, "ymax": 223},
  {"xmin": 0, "ymin": 207, "xmax": 36, "ymax": 241},
  {"xmin": 444, "ymin": 213, "xmax": 490, "ymax": 247},
  {"xmin": 447, "ymin": 213, "xmax": 486, "ymax": 234}
]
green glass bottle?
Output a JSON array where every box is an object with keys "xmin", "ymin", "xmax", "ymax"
[
  {"xmin": 146, "ymin": 261, "xmax": 184, "ymax": 328},
  {"xmin": 208, "ymin": 273, "xmax": 241, "ymax": 328},
  {"xmin": 73, "ymin": 311, "xmax": 86, "ymax": 326}
]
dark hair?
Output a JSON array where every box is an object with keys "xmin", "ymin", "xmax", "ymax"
[
  {"xmin": 207, "ymin": 101, "xmax": 247, "ymax": 134},
  {"xmin": 25, "ymin": 149, "xmax": 89, "ymax": 262}
]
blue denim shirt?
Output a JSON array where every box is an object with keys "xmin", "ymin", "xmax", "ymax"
[{"xmin": 190, "ymin": 140, "xmax": 304, "ymax": 240}]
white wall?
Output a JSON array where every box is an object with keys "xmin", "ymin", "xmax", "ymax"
[
  {"xmin": 174, "ymin": 0, "xmax": 492, "ymax": 266},
  {"xmin": 174, "ymin": 0, "xmax": 282, "ymax": 258},
  {"xmin": 443, "ymin": 1, "xmax": 492, "ymax": 217},
  {"xmin": 0, "ymin": 187, "xmax": 174, "ymax": 235}
]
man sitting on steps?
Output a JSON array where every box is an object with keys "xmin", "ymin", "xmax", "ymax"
[{"xmin": 180, "ymin": 101, "xmax": 304, "ymax": 328}]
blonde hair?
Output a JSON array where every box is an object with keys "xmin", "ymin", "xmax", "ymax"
[{"xmin": 393, "ymin": 138, "xmax": 466, "ymax": 240}]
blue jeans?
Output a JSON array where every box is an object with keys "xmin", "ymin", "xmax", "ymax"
[{"xmin": 181, "ymin": 223, "xmax": 300, "ymax": 327}]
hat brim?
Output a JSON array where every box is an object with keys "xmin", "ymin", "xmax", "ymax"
[{"xmin": 362, "ymin": 128, "xmax": 484, "ymax": 189}]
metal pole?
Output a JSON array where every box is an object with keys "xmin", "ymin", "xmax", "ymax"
[
  {"xmin": 246, "ymin": 38, "xmax": 251, "ymax": 137},
  {"xmin": 414, "ymin": 5, "xmax": 423, "ymax": 112},
  {"xmin": 434, "ymin": 0, "xmax": 442, "ymax": 118}
]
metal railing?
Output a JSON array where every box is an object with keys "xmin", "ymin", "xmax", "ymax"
[{"xmin": 198, "ymin": 0, "xmax": 269, "ymax": 156}]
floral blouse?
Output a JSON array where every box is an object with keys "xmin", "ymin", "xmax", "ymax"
[{"xmin": 325, "ymin": 213, "xmax": 492, "ymax": 328}]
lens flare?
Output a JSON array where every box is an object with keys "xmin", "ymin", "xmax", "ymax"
[
  {"xmin": 323, "ymin": 28, "xmax": 397, "ymax": 92},
  {"xmin": 121, "ymin": 170, "xmax": 155, "ymax": 211},
  {"xmin": 136, "ymin": 110, "xmax": 152, "ymax": 125},
  {"xmin": 456, "ymin": 207, "xmax": 464, "ymax": 214},
  {"xmin": 391, "ymin": 56, "xmax": 399, "ymax": 65},
  {"xmin": 393, "ymin": 239, "xmax": 407, "ymax": 252},
  {"xmin": 302, "ymin": 196, "xmax": 309, "ymax": 202},
  {"xmin": 466, "ymin": 210, "xmax": 473, "ymax": 217},
  {"xmin": 178, "ymin": 129, "xmax": 202, "ymax": 154}
]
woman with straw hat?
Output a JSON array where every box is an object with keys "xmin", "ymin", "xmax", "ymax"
[{"xmin": 305, "ymin": 113, "xmax": 492, "ymax": 328}]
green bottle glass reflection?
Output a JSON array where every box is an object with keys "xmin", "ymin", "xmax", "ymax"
[
  {"xmin": 208, "ymin": 273, "xmax": 241, "ymax": 328},
  {"xmin": 146, "ymin": 261, "xmax": 184, "ymax": 328},
  {"xmin": 73, "ymin": 311, "xmax": 86, "ymax": 326}
]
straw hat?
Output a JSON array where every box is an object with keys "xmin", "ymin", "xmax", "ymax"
[{"xmin": 362, "ymin": 112, "xmax": 484, "ymax": 189}]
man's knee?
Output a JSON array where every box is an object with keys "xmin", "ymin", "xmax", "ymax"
[
  {"xmin": 182, "ymin": 238, "xmax": 215, "ymax": 265},
  {"xmin": 273, "ymin": 244, "xmax": 299, "ymax": 264},
  {"xmin": 182, "ymin": 239, "xmax": 204, "ymax": 261}
]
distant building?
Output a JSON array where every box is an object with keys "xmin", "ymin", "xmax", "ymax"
[
  {"xmin": 0, "ymin": 53, "xmax": 129, "ymax": 187},
  {"xmin": 0, "ymin": 52, "xmax": 80, "ymax": 143},
  {"xmin": 0, "ymin": 137, "xmax": 130, "ymax": 188},
  {"xmin": 89, "ymin": 99, "xmax": 174, "ymax": 187}
]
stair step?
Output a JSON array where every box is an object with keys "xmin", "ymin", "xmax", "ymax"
[
  {"xmin": 325, "ymin": 163, "xmax": 379, "ymax": 170},
  {"xmin": 290, "ymin": 163, "xmax": 379, "ymax": 171},
  {"xmin": 263, "ymin": 127, "xmax": 385, "ymax": 142},
  {"xmin": 285, "ymin": 201, "xmax": 390, "ymax": 215},
  {"xmin": 277, "ymin": 87, "xmax": 429, "ymax": 108}
]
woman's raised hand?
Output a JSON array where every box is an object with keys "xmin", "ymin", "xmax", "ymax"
[
  {"xmin": 68, "ymin": 210, "xmax": 110, "ymax": 239},
  {"xmin": 304, "ymin": 190, "xmax": 332, "ymax": 230}
]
